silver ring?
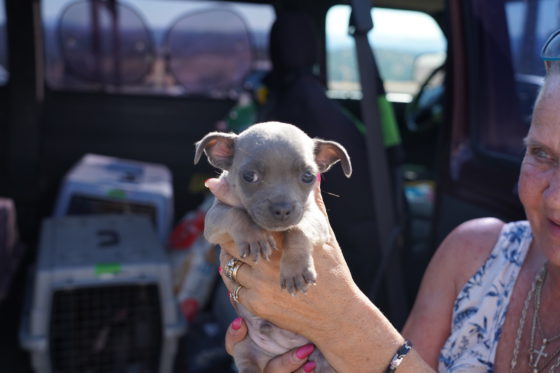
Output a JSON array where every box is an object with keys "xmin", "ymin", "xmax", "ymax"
[
  {"xmin": 231, "ymin": 285, "xmax": 242, "ymax": 303},
  {"xmin": 225, "ymin": 257, "xmax": 243, "ymax": 283}
]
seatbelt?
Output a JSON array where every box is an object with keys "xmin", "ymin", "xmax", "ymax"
[{"xmin": 349, "ymin": 0, "xmax": 408, "ymax": 327}]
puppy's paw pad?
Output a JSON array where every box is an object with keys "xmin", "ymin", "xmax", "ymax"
[
  {"xmin": 280, "ymin": 267, "xmax": 316, "ymax": 294},
  {"xmin": 268, "ymin": 237, "xmax": 279, "ymax": 251},
  {"xmin": 248, "ymin": 240, "xmax": 271, "ymax": 262},
  {"xmin": 280, "ymin": 278, "xmax": 301, "ymax": 294},
  {"xmin": 248, "ymin": 241, "xmax": 261, "ymax": 262},
  {"xmin": 237, "ymin": 243, "xmax": 251, "ymax": 259},
  {"xmin": 301, "ymin": 268, "xmax": 317, "ymax": 285},
  {"xmin": 261, "ymin": 242, "xmax": 274, "ymax": 261},
  {"xmin": 238, "ymin": 229, "xmax": 274, "ymax": 262},
  {"xmin": 293, "ymin": 278, "xmax": 310, "ymax": 293}
]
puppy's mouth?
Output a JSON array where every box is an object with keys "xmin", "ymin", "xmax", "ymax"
[
  {"xmin": 258, "ymin": 220, "xmax": 300, "ymax": 231},
  {"xmin": 249, "ymin": 207, "xmax": 303, "ymax": 232}
]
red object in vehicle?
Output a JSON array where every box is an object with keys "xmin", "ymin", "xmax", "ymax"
[
  {"xmin": 168, "ymin": 210, "xmax": 205, "ymax": 250},
  {"xmin": 180, "ymin": 298, "xmax": 200, "ymax": 322}
]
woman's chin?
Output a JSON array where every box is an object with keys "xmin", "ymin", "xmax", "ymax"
[
  {"xmin": 536, "ymin": 220, "xmax": 560, "ymax": 263},
  {"xmin": 546, "ymin": 218, "xmax": 560, "ymax": 239}
]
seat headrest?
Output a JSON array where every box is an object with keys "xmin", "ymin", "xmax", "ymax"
[{"xmin": 269, "ymin": 12, "xmax": 318, "ymax": 72}]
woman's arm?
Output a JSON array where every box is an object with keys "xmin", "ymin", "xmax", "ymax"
[
  {"xmin": 210, "ymin": 178, "xmax": 503, "ymax": 372},
  {"xmin": 211, "ymin": 178, "xmax": 428, "ymax": 372}
]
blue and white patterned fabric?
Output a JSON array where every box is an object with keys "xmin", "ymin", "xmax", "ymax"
[{"xmin": 438, "ymin": 221, "xmax": 532, "ymax": 373}]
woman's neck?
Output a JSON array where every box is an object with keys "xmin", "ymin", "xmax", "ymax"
[
  {"xmin": 538, "ymin": 262, "xmax": 560, "ymax": 336},
  {"xmin": 545, "ymin": 262, "xmax": 560, "ymax": 300}
]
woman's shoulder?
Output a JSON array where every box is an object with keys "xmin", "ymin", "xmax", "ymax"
[
  {"xmin": 436, "ymin": 217, "xmax": 507, "ymax": 294},
  {"xmin": 445, "ymin": 217, "xmax": 506, "ymax": 248},
  {"xmin": 401, "ymin": 218, "xmax": 509, "ymax": 365}
]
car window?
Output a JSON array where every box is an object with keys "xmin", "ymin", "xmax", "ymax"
[
  {"xmin": 470, "ymin": 0, "xmax": 558, "ymax": 161},
  {"xmin": 42, "ymin": 0, "xmax": 275, "ymax": 98},
  {"xmin": 325, "ymin": 5, "xmax": 446, "ymax": 102},
  {"xmin": 0, "ymin": 0, "xmax": 8, "ymax": 85}
]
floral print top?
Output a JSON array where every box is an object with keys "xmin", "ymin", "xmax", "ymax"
[{"xmin": 438, "ymin": 221, "xmax": 532, "ymax": 372}]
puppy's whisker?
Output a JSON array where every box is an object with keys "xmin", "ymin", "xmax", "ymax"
[{"xmin": 325, "ymin": 192, "xmax": 340, "ymax": 198}]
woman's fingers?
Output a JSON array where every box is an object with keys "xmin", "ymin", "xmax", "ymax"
[
  {"xmin": 205, "ymin": 177, "xmax": 242, "ymax": 207},
  {"xmin": 219, "ymin": 249, "xmax": 250, "ymax": 290},
  {"xmin": 263, "ymin": 344, "xmax": 316, "ymax": 373},
  {"xmin": 298, "ymin": 361, "xmax": 318, "ymax": 373},
  {"xmin": 225, "ymin": 317, "xmax": 248, "ymax": 356},
  {"xmin": 312, "ymin": 178, "xmax": 329, "ymax": 220},
  {"xmin": 225, "ymin": 319, "xmax": 318, "ymax": 373}
]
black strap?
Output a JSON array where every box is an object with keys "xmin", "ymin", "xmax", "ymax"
[{"xmin": 349, "ymin": 0, "xmax": 408, "ymax": 327}]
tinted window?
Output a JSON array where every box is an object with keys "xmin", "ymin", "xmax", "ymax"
[
  {"xmin": 42, "ymin": 0, "xmax": 275, "ymax": 98},
  {"xmin": 471, "ymin": 0, "xmax": 558, "ymax": 160},
  {"xmin": 325, "ymin": 6, "xmax": 446, "ymax": 101}
]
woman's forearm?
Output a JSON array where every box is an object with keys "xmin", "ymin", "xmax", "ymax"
[{"xmin": 307, "ymin": 289, "xmax": 435, "ymax": 373}]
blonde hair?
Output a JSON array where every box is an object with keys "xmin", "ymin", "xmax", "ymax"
[{"xmin": 531, "ymin": 62, "xmax": 560, "ymax": 120}]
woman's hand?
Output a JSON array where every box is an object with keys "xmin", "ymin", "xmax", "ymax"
[
  {"xmin": 209, "ymin": 176, "xmax": 360, "ymax": 339},
  {"xmin": 225, "ymin": 318, "xmax": 318, "ymax": 373}
]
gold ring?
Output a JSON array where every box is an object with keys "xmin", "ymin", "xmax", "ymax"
[
  {"xmin": 225, "ymin": 257, "xmax": 243, "ymax": 283},
  {"xmin": 230, "ymin": 260, "xmax": 243, "ymax": 283},
  {"xmin": 231, "ymin": 284, "xmax": 242, "ymax": 303}
]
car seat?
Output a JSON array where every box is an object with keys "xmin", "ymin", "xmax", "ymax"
[{"xmin": 257, "ymin": 12, "xmax": 383, "ymax": 294}]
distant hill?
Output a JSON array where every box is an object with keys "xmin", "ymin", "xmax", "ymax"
[{"xmin": 329, "ymin": 45, "xmax": 421, "ymax": 83}]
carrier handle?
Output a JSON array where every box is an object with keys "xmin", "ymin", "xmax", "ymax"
[{"xmin": 96, "ymin": 229, "xmax": 120, "ymax": 247}]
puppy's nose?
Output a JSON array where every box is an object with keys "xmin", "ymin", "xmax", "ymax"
[{"xmin": 269, "ymin": 202, "xmax": 294, "ymax": 220}]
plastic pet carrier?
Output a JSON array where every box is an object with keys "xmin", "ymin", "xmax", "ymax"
[
  {"xmin": 20, "ymin": 215, "xmax": 185, "ymax": 373},
  {"xmin": 53, "ymin": 153, "xmax": 173, "ymax": 242}
]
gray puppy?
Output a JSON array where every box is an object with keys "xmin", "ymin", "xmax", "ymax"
[{"xmin": 194, "ymin": 121, "xmax": 351, "ymax": 373}]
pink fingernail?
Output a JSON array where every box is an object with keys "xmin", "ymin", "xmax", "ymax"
[
  {"xmin": 231, "ymin": 317, "xmax": 242, "ymax": 331},
  {"xmin": 218, "ymin": 266, "xmax": 222, "ymax": 275},
  {"xmin": 316, "ymin": 174, "xmax": 321, "ymax": 183},
  {"xmin": 304, "ymin": 361, "xmax": 317, "ymax": 372},
  {"xmin": 296, "ymin": 344, "xmax": 315, "ymax": 359}
]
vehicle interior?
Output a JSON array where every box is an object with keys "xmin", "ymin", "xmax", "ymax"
[{"xmin": 0, "ymin": 0, "xmax": 553, "ymax": 372}]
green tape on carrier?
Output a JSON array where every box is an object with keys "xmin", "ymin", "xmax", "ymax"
[
  {"xmin": 95, "ymin": 263, "xmax": 122, "ymax": 276},
  {"xmin": 107, "ymin": 189, "xmax": 127, "ymax": 199}
]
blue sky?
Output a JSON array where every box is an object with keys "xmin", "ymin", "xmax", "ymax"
[{"xmin": 327, "ymin": 5, "xmax": 446, "ymax": 52}]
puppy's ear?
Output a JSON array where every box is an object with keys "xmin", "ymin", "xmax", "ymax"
[
  {"xmin": 314, "ymin": 139, "xmax": 352, "ymax": 177},
  {"xmin": 194, "ymin": 132, "xmax": 237, "ymax": 170}
]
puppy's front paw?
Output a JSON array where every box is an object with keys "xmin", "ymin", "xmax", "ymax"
[
  {"xmin": 280, "ymin": 264, "xmax": 317, "ymax": 294},
  {"xmin": 234, "ymin": 229, "xmax": 277, "ymax": 262}
]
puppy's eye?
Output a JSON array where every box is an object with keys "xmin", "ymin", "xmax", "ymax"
[
  {"xmin": 301, "ymin": 171, "xmax": 315, "ymax": 184},
  {"xmin": 243, "ymin": 170, "xmax": 259, "ymax": 183}
]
